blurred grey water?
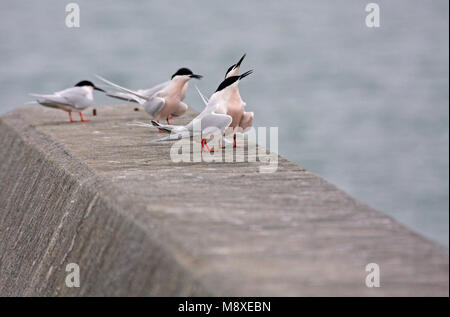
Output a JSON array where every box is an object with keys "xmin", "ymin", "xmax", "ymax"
[{"xmin": 0, "ymin": 0, "xmax": 448, "ymax": 246}]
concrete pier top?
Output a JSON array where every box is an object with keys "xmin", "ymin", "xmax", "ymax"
[{"xmin": 0, "ymin": 105, "xmax": 448, "ymax": 296}]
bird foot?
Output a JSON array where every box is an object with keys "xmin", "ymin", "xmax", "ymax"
[
  {"xmin": 68, "ymin": 112, "xmax": 76, "ymax": 123},
  {"xmin": 201, "ymin": 139, "xmax": 215, "ymax": 152},
  {"xmin": 79, "ymin": 112, "xmax": 89, "ymax": 122}
]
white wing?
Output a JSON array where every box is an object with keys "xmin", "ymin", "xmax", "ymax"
[
  {"xmin": 95, "ymin": 75, "xmax": 149, "ymax": 102},
  {"xmin": 30, "ymin": 87, "xmax": 91, "ymax": 109},
  {"xmin": 142, "ymin": 97, "xmax": 165, "ymax": 117},
  {"xmin": 184, "ymin": 100, "xmax": 232, "ymax": 135},
  {"xmin": 138, "ymin": 80, "xmax": 171, "ymax": 97},
  {"xmin": 105, "ymin": 91, "xmax": 142, "ymax": 103},
  {"xmin": 105, "ymin": 80, "xmax": 170, "ymax": 104},
  {"xmin": 196, "ymin": 112, "xmax": 232, "ymax": 136}
]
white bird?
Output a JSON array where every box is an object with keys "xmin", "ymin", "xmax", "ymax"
[
  {"xmin": 96, "ymin": 68, "xmax": 202, "ymax": 124},
  {"xmin": 147, "ymin": 70, "xmax": 253, "ymax": 152},
  {"xmin": 29, "ymin": 80, "xmax": 105, "ymax": 122},
  {"xmin": 222, "ymin": 54, "xmax": 254, "ymax": 147}
]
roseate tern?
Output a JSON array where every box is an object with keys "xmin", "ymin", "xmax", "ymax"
[
  {"xmin": 224, "ymin": 54, "xmax": 254, "ymax": 147},
  {"xmin": 144, "ymin": 70, "xmax": 253, "ymax": 152},
  {"xmin": 29, "ymin": 80, "xmax": 105, "ymax": 122},
  {"xmin": 194, "ymin": 54, "xmax": 254, "ymax": 147},
  {"xmin": 96, "ymin": 68, "xmax": 202, "ymax": 124}
]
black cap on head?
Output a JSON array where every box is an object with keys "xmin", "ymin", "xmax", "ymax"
[
  {"xmin": 74, "ymin": 80, "xmax": 105, "ymax": 92},
  {"xmin": 171, "ymin": 68, "xmax": 202, "ymax": 79},
  {"xmin": 75, "ymin": 80, "xmax": 95, "ymax": 88},
  {"xmin": 216, "ymin": 70, "xmax": 253, "ymax": 92}
]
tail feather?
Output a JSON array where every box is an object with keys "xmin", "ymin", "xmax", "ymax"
[
  {"xmin": 129, "ymin": 121, "xmax": 172, "ymax": 134},
  {"xmin": 106, "ymin": 91, "xmax": 139, "ymax": 103},
  {"xmin": 151, "ymin": 120, "xmax": 181, "ymax": 133},
  {"xmin": 127, "ymin": 121, "xmax": 154, "ymax": 128},
  {"xmin": 149, "ymin": 132, "xmax": 187, "ymax": 143},
  {"xmin": 95, "ymin": 74, "xmax": 149, "ymax": 101},
  {"xmin": 29, "ymin": 93, "xmax": 49, "ymax": 98}
]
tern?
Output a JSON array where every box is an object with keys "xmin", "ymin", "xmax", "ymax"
[
  {"xmin": 223, "ymin": 54, "xmax": 254, "ymax": 147},
  {"xmin": 96, "ymin": 68, "xmax": 202, "ymax": 124},
  {"xmin": 194, "ymin": 54, "xmax": 254, "ymax": 147},
  {"xmin": 29, "ymin": 80, "xmax": 105, "ymax": 122},
  {"xmin": 146, "ymin": 70, "xmax": 253, "ymax": 152}
]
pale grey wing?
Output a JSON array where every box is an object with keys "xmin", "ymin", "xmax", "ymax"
[
  {"xmin": 30, "ymin": 93, "xmax": 74, "ymax": 109},
  {"xmin": 58, "ymin": 88, "xmax": 93, "ymax": 109},
  {"xmin": 95, "ymin": 75, "xmax": 149, "ymax": 101},
  {"xmin": 201, "ymin": 112, "xmax": 232, "ymax": 135},
  {"xmin": 30, "ymin": 93, "xmax": 69, "ymax": 105},
  {"xmin": 105, "ymin": 81, "xmax": 170, "ymax": 104},
  {"xmin": 185, "ymin": 112, "xmax": 232, "ymax": 136},
  {"xmin": 142, "ymin": 97, "xmax": 165, "ymax": 117},
  {"xmin": 105, "ymin": 91, "xmax": 142, "ymax": 103},
  {"xmin": 30, "ymin": 88, "xmax": 90, "ymax": 110},
  {"xmin": 138, "ymin": 80, "xmax": 170, "ymax": 98}
]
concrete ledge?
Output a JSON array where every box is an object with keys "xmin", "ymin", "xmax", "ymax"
[{"xmin": 0, "ymin": 105, "xmax": 448, "ymax": 296}]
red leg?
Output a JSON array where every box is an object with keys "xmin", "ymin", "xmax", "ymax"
[
  {"xmin": 79, "ymin": 112, "xmax": 89, "ymax": 122},
  {"xmin": 68, "ymin": 112, "xmax": 76, "ymax": 123},
  {"xmin": 201, "ymin": 139, "xmax": 214, "ymax": 153},
  {"xmin": 233, "ymin": 134, "xmax": 237, "ymax": 148},
  {"xmin": 166, "ymin": 117, "xmax": 171, "ymax": 125},
  {"xmin": 219, "ymin": 135, "xmax": 225, "ymax": 149}
]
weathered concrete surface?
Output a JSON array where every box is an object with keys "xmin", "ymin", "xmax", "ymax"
[{"xmin": 0, "ymin": 105, "xmax": 448, "ymax": 296}]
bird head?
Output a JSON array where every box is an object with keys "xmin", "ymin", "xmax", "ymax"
[
  {"xmin": 213, "ymin": 70, "xmax": 253, "ymax": 102},
  {"xmin": 171, "ymin": 68, "xmax": 202, "ymax": 81},
  {"xmin": 225, "ymin": 53, "xmax": 246, "ymax": 79}
]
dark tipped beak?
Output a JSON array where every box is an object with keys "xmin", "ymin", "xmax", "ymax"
[
  {"xmin": 94, "ymin": 86, "xmax": 105, "ymax": 92},
  {"xmin": 239, "ymin": 69, "xmax": 253, "ymax": 79},
  {"xmin": 235, "ymin": 53, "xmax": 246, "ymax": 68},
  {"xmin": 190, "ymin": 74, "xmax": 203, "ymax": 79}
]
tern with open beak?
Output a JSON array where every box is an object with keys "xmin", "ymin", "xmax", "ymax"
[
  {"xmin": 193, "ymin": 54, "xmax": 254, "ymax": 147},
  {"xmin": 223, "ymin": 54, "xmax": 254, "ymax": 147},
  {"xmin": 29, "ymin": 80, "xmax": 105, "ymax": 122},
  {"xmin": 96, "ymin": 68, "xmax": 202, "ymax": 124}
]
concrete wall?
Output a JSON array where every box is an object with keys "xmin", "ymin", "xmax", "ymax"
[{"xmin": 0, "ymin": 105, "xmax": 448, "ymax": 296}]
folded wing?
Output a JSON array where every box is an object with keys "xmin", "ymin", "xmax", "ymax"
[{"xmin": 30, "ymin": 87, "xmax": 91, "ymax": 110}]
